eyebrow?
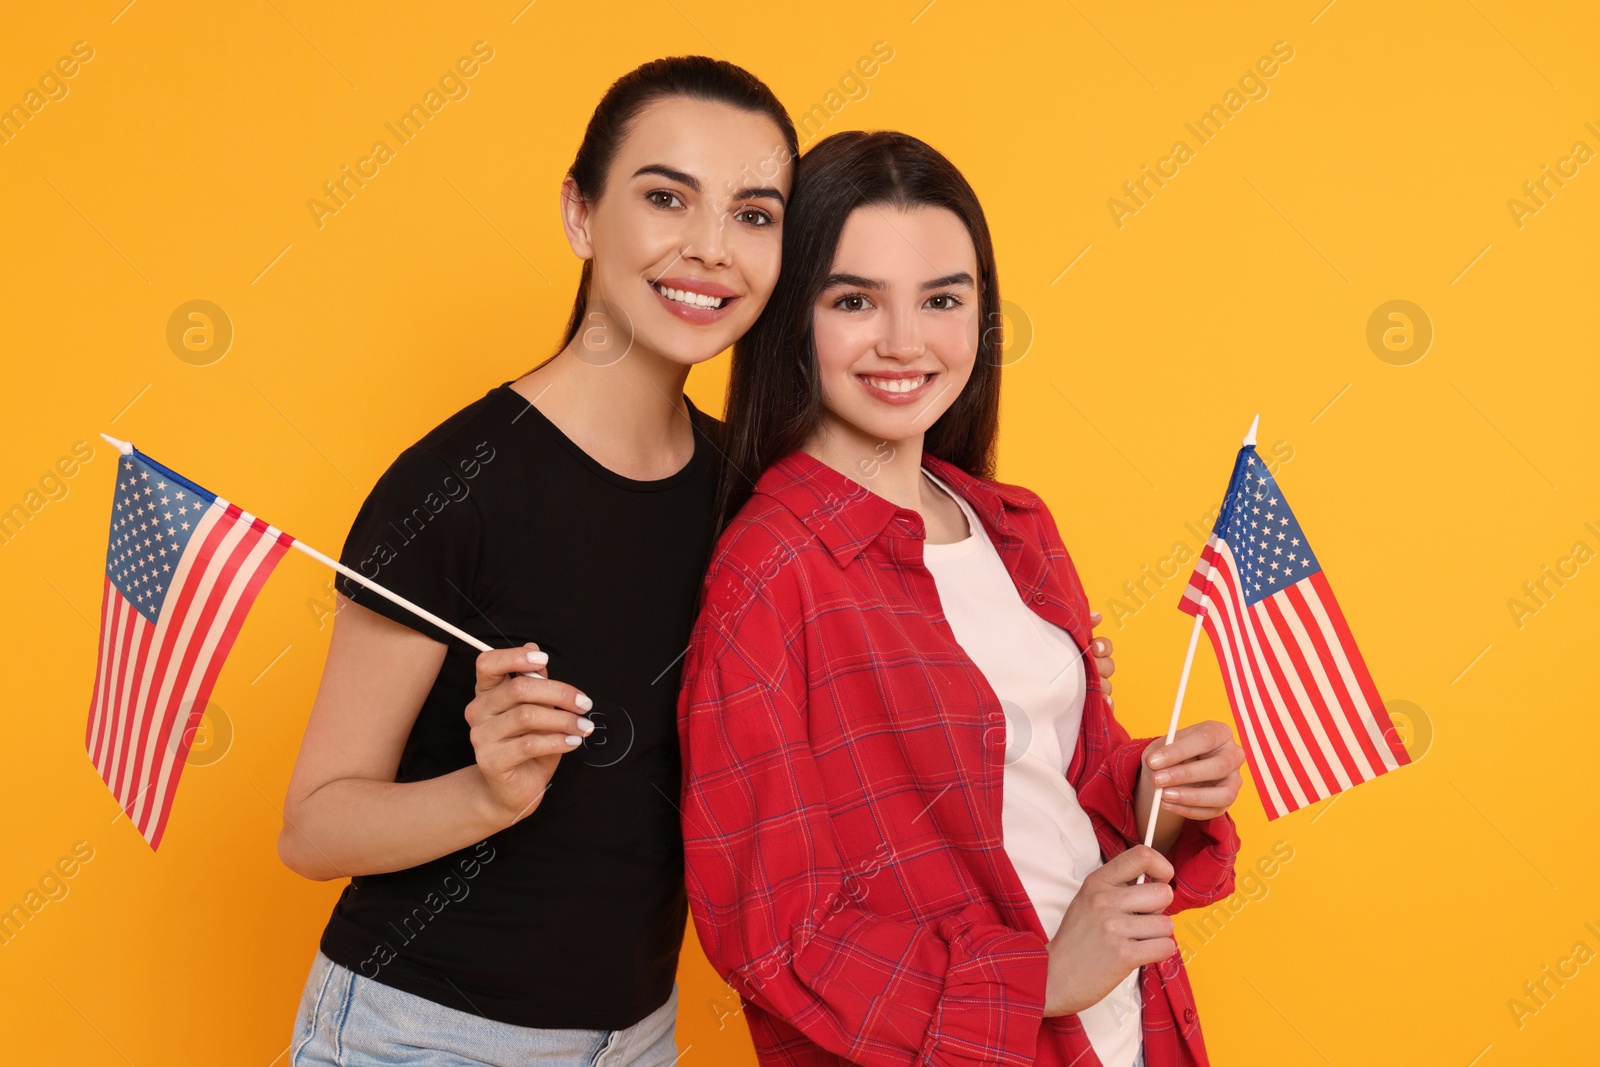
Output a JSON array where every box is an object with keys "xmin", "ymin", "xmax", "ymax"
[
  {"xmin": 631, "ymin": 164, "xmax": 786, "ymax": 206},
  {"xmin": 820, "ymin": 270, "xmax": 976, "ymax": 291}
]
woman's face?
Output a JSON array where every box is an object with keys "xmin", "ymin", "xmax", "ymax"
[
  {"xmin": 811, "ymin": 204, "xmax": 980, "ymax": 447},
  {"xmin": 566, "ymin": 96, "xmax": 791, "ymax": 367}
]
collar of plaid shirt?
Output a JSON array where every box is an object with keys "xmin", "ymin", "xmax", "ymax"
[{"xmin": 681, "ymin": 447, "xmax": 1240, "ymax": 1067}]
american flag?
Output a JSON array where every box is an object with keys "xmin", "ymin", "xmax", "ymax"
[
  {"xmin": 1179, "ymin": 441, "xmax": 1410, "ymax": 819},
  {"xmin": 86, "ymin": 447, "xmax": 292, "ymax": 849}
]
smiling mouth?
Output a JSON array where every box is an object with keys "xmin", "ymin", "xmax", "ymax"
[
  {"xmin": 650, "ymin": 282, "xmax": 728, "ymax": 310},
  {"xmin": 860, "ymin": 374, "xmax": 931, "ymax": 394}
]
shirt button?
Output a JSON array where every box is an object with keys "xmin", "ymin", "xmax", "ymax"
[
  {"xmin": 1184, "ymin": 1007, "xmax": 1196, "ymax": 1024},
  {"xmin": 1031, "ymin": 590, "xmax": 1047, "ymax": 604}
]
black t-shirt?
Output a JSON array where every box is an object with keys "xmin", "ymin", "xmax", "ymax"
[{"xmin": 317, "ymin": 381, "xmax": 721, "ymax": 1029}]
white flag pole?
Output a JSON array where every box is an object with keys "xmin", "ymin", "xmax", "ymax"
[
  {"xmin": 286, "ymin": 539, "xmax": 494, "ymax": 653},
  {"xmin": 1134, "ymin": 414, "xmax": 1257, "ymax": 885},
  {"xmin": 100, "ymin": 433, "xmax": 494, "ymax": 654},
  {"xmin": 1134, "ymin": 613, "xmax": 1204, "ymax": 885}
]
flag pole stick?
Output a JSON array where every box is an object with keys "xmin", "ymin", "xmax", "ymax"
[
  {"xmin": 100, "ymin": 433, "xmax": 494, "ymax": 654},
  {"xmin": 1134, "ymin": 413, "xmax": 1258, "ymax": 885},
  {"xmin": 1134, "ymin": 612, "xmax": 1204, "ymax": 884},
  {"xmin": 287, "ymin": 539, "xmax": 493, "ymax": 653}
]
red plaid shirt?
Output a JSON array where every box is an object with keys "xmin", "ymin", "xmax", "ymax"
[{"xmin": 678, "ymin": 449, "xmax": 1240, "ymax": 1067}]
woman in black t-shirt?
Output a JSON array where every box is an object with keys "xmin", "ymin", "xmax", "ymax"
[{"xmin": 279, "ymin": 57, "xmax": 798, "ymax": 1066}]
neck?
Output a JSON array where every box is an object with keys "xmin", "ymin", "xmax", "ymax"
[
  {"xmin": 802, "ymin": 412, "xmax": 928, "ymax": 511},
  {"xmin": 512, "ymin": 307, "xmax": 695, "ymax": 480}
]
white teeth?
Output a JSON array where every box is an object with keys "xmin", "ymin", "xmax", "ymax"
[
  {"xmin": 863, "ymin": 375, "xmax": 928, "ymax": 394},
  {"xmin": 656, "ymin": 284, "xmax": 725, "ymax": 309}
]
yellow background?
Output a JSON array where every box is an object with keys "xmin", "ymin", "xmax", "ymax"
[{"xmin": 2, "ymin": 1, "xmax": 1596, "ymax": 1064}]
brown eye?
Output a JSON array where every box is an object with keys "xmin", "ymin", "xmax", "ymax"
[{"xmin": 647, "ymin": 190, "xmax": 684, "ymax": 209}]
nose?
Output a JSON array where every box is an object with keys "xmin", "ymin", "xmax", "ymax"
[
  {"xmin": 682, "ymin": 203, "xmax": 732, "ymax": 270},
  {"xmin": 878, "ymin": 303, "xmax": 924, "ymax": 361}
]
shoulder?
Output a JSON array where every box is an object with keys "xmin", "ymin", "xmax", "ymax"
[
  {"xmin": 336, "ymin": 398, "xmax": 512, "ymax": 629},
  {"xmin": 987, "ymin": 476, "xmax": 1048, "ymax": 513},
  {"xmin": 351, "ymin": 387, "xmax": 511, "ymax": 501},
  {"xmin": 693, "ymin": 492, "xmax": 824, "ymax": 656},
  {"xmin": 993, "ymin": 478, "xmax": 1063, "ymax": 547},
  {"xmin": 684, "ymin": 503, "xmax": 819, "ymax": 696},
  {"xmin": 359, "ymin": 445, "xmax": 469, "ymax": 514},
  {"xmin": 402, "ymin": 384, "xmax": 520, "ymax": 476},
  {"xmin": 704, "ymin": 494, "xmax": 815, "ymax": 601},
  {"xmin": 1000, "ymin": 479, "xmax": 1073, "ymax": 564},
  {"xmin": 345, "ymin": 391, "xmax": 516, "ymax": 540},
  {"xmin": 924, "ymin": 454, "xmax": 1043, "ymax": 512}
]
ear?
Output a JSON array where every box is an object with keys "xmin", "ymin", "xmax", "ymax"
[{"xmin": 560, "ymin": 175, "xmax": 595, "ymax": 260}]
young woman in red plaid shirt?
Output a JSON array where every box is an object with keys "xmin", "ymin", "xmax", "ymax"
[{"xmin": 679, "ymin": 131, "xmax": 1247, "ymax": 1067}]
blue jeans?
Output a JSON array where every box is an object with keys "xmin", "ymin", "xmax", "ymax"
[{"xmin": 290, "ymin": 950, "xmax": 679, "ymax": 1066}]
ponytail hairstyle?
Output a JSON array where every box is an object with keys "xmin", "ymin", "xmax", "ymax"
[
  {"xmin": 543, "ymin": 56, "xmax": 798, "ymax": 364},
  {"xmin": 719, "ymin": 130, "xmax": 1003, "ymax": 528}
]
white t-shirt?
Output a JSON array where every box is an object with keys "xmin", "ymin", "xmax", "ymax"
[{"xmin": 921, "ymin": 469, "xmax": 1142, "ymax": 1067}]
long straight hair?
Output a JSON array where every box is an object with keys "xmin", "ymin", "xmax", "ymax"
[
  {"xmin": 718, "ymin": 130, "xmax": 1004, "ymax": 528},
  {"xmin": 539, "ymin": 56, "xmax": 798, "ymax": 367}
]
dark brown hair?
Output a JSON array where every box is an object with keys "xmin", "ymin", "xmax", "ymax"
[
  {"xmin": 548, "ymin": 56, "xmax": 798, "ymax": 360},
  {"xmin": 718, "ymin": 130, "xmax": 1003, "ymax": 528}
]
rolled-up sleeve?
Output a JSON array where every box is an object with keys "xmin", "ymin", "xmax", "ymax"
[{"xmin": 1077, "ymin": 726, "xmax": 1240, "ymax": 913}]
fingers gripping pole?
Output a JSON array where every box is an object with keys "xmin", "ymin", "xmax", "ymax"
[{"xmin": 1135, "ymin": 610, "xmax": 1206, "ymax": 885}]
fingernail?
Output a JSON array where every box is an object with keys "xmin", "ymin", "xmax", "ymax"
[
  {"xmin": 1149, "ymin": 754, "xmax": 1165, "ymax": 767},
  {"xmin": 576, "ymin": 717, "xmax": 595, "ymax": 735},
  {"xmin": 1153, "ymin": 771, "xmax": 1171, "ymax": 785},
  {"xmin": 565, "ymin": 735, "xmax": 583, "ymax": 747},
  {"xmin": 576, "ymin": 693, "xmax": 593, "ymax": 712},
  {"xmin": 527, "ymin": 650, "xmax": 549, "ymax": 666}
]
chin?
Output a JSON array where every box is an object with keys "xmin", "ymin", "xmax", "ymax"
[
  {"xmin": 662, "ymin": 310, "xmax": 761, "ymax": 365},
  {"xmin": 648, "ymin": 326, "xmax": 740, "ymax": 367},
  {"xmin": 835, "ymin": 407, "xmax": 924, "ymax": 446}
]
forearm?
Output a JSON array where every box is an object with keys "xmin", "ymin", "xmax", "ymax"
[{"xmin": 279, "ymin": 766, "xmax": 510, "ymax": 880}]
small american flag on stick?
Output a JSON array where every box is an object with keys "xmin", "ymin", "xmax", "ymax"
[
  {"xmin": 86, "ymin": 439, "xmax": 293, "ymax": 849},
  {"xmin": 1177, "ymin": 416, "xmax": 1411, "ymax": 819},
  {"xmin": 86, "ymin": 434, "xmax": 498, "ymax": 851}
]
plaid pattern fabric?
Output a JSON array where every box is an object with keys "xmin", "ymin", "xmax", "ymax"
[{"xmin": 679, "ymin": 449, "xmax": 1240, "ymax": 1067}]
